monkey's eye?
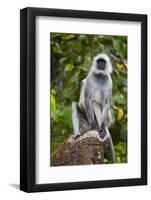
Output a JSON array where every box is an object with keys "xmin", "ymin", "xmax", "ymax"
[{"xmin": 97, "ymin": 58, "xmax": 106, "ymax": 70}]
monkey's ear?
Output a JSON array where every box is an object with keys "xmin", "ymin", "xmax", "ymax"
[
  {"xmin": 105, "ymin": 58, "xmax": 112, "ymax": 74},
  {"xmin": 82, "ymin": 78, "xmax": 86, "ymax": 83},
  {"xmin": 104, "ymin": 54, "xmax": 112, "ymax": 74},
  {"xmin": 108, "ymin": 64, "xmax": 112, "ymax": 74}
]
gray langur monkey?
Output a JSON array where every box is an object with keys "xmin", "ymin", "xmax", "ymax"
[{"xmin": 72, "ymin": 53, "xmax": 115, "ymax": 163}]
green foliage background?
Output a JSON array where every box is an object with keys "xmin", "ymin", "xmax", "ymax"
[{"xmin": 50, "ymin": 33, "xmax": 127, "ymax": 163}]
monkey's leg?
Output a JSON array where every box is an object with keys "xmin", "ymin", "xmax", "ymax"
[
  {"xmin": 72, "ymin": 102, "xmax": 80, "ymax": 138},
  {"xmin": 92, "ymin": 101, "xmax": 103, "ymax": 129},
  {"xmin": 92, "ymin": 101, "xmax": 110, "ymax": 142},
  {"xmin": 78, "ymin": 109, "xmax": 90, "ymax": 134},
  {"xmin": 102, "ymin": 101, "xmax": 110, "ymax": 125},
  {"xmin": 85, "ymin": 98, "xmax": 95, "ymax": 129}
]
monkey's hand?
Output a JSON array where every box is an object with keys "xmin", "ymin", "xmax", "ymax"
[
  {"xmin": 90, "ymin": 122, "xmax": 96, "ymax": 130},
  {"xmin": 98, "ymin": 128, "xmax": 110, "ymax": 142}
]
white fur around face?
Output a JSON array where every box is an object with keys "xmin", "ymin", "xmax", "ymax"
[{"xmin": 91, "ymin": 53, "xmax": 112, "ymax": 74}]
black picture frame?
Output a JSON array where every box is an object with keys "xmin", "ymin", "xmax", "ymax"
[{"xmin": 20, "ymin": 7, "xmax": 147, "ymax": 192}]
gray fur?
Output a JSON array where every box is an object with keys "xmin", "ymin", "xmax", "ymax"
[{"xmin": 72, "ymin": 53, "xmax": 115, "ymax": 162}]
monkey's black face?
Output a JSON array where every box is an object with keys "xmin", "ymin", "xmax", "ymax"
[{"xmin": 97, "ymin": 58, "xmax": 106, "ymax": 70}]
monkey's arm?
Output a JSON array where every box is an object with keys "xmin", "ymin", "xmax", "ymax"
[
  {"xmin": 102, "ymin": 87, "xmax": 112, "ymax": 127},
  {"xmin": 84, "ymin": 80, "xmax": 95, "ymax": 129}
]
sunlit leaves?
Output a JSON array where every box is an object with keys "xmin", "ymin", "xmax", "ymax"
[
  {"xmin": 116, "ymin": 63, "xmax": 124, "ymax": 70},
  {"xmin": 50, "ymin": 90, "xmax": 56, "ymax": 113},
  {"xmin": 117, "ymin": 108, "xmax": 124, "ymax": 121},
  {"xmin": 113, "ymin": 105, "xmax": 124, "ymax": 121},
  {"xmin": 63, "ymin": 34, "xmax": 77, "ymax": 41},
  {"xmin": 64, "ymin": 63, "xmax": 74, "ymax": 71}
]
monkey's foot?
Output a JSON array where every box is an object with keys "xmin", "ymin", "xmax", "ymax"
[
  {"xmin": 98, "ymin": 128, "xmax": 109, "ymax": 143},
  {"xmin": 74, "ymin": 134, "xmax": 81, "ymax": 140}
]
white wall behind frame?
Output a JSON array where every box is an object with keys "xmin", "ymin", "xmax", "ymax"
[{"xmin": 0, "ymin": 0, "xmax": 150, "ymax": 200}]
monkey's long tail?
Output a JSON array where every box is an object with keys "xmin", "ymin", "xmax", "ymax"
[{"xmin": 105, "ymin": 128, "xmax": 115, "ymax": 163}]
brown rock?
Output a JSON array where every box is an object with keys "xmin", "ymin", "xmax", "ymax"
[{"xmin": 51, "ymin": 131, "xmax": 104, "ymax": 166}]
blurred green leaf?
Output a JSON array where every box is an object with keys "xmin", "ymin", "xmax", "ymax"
[
  {"xmin": 64, "ymin": 63, "xmax": 74, "ymax": 71},
  {"xmin": 113, "ymin": 38, "xmax": 127, "ymax": 58},
  {"xmin": 111, "ymin": 108, "xmax": 116, "ymax": 124},
  {"xmin": 112, "ymin": 94, "xmax": 126, "ymax": 105},
  {"xmin": 50, "ymin": 94, "xmax": 56, "ymax": 113}
]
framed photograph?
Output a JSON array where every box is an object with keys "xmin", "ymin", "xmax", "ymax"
[{"xmin": 20, "ymin": 7, "xmax": 147, "ymax": 192}]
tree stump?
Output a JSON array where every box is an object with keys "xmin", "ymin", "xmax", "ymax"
[{"xmin": 51, "ymin": 131, "xmax": 104, "ymax": 166}]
